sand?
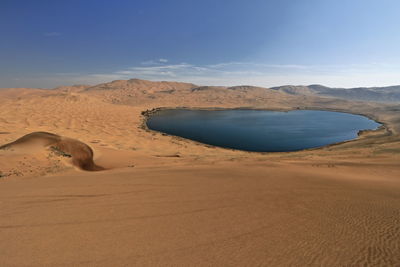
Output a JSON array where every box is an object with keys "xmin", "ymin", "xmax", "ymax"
[{"xmin": 1, "ymin": 79, "xmax": 400, "ymax": 266}]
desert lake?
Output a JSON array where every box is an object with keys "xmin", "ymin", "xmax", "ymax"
[{"xmin": 146, "ymin": 109, "xmax": 382, "ymax": 152}]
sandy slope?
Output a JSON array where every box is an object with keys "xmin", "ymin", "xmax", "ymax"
[{"xmin": 1, "ymin": 79, "xmax": 400, "ymax": 266}]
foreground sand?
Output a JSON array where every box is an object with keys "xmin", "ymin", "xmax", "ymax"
[{"xmin": 1, "ymin": 79, "xmax": 400, "ymax": 266}]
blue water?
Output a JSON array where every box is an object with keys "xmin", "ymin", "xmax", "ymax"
[{"xmin": 146, "ymin": 109, "xmax": 381, "ymax": 152}]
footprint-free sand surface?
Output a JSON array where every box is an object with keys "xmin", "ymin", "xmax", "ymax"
[{"xmin": 1, "ymin": 79, "xmax": 400, "ymax": 266}]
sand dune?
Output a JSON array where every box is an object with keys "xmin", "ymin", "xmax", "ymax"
[
  {"xmin": 0, "ymin": 132, "xmax": 103, "ymax": 171},
  {"xmin": 1, "ymin": 79, "xmax": 400, "ymax": 266}
]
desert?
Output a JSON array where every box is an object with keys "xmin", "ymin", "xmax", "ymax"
[
  {"xmin": 2, "ymin": 1, "xmax": 400, "ymax": 266},
  {"xmin": 1, "ymin": 79, "xmax": 399, "ymax": 266}
]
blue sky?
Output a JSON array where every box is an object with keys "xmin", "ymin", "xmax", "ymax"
[{"xmin": 1, "ymin": 0, "xmax": 400, "ymax": 88}]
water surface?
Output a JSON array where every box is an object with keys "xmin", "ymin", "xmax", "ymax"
[{"xmin": 146, "ymin": 109, "xmax": 381, "ymax": 152}]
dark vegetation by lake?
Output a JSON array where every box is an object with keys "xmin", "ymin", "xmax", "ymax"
[{"xmin": 146, "ymin": 109, "xmax": 381, "ymax": 152}]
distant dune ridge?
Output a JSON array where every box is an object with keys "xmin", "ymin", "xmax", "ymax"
[
  {"xmin": 82, "ymin": 79, "xmax": 400, "ymax": 102},
  {"xmin": 2, "ymin": 78, "xmax": 399, "ymax": 102},
  {"xmin": 0, "ymin": 78, "xmax": 400, "ymax": 266}
]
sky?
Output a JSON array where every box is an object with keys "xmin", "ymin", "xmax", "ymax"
[{"xmin": 1, "ymin": 0, "xmax": 400, "ymax": 88}]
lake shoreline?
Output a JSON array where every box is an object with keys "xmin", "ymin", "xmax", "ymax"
[{"xmin": 140, "ymin": 106, "xmax": 390, "ymax": 154}]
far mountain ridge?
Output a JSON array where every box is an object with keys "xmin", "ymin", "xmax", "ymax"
[{"xmin": 271, "ymin": 84, "xmax": 400, "ymax": 102}]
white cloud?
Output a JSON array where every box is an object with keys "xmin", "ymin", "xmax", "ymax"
[
  {"xmin": 6, "ymin": 61, "xmax": 400, "ymax": 88},
  {"xmin": 74, "ymin": 62, "xmax": 400, "ymax": 88},
  {"xmin": 141, "ymin": 58, "xmax": 169, "ymax": 66}
]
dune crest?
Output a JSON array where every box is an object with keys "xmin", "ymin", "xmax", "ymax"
[{"xmin": 0, "ymin": 132, "xmax": 104, "ymax": 171}]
